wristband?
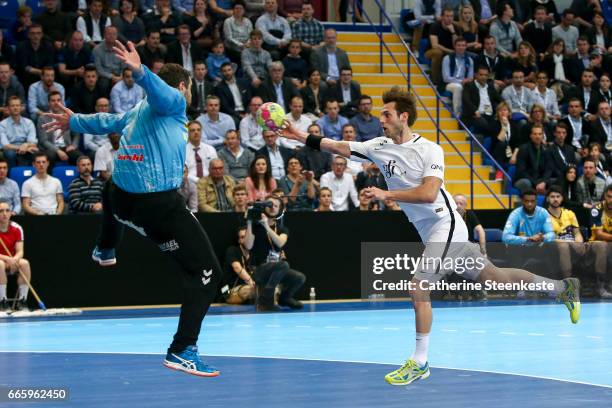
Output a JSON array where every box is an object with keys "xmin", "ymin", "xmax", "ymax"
[{"xmin": 306, "ymin": 134, "xmax": 323, "ymax": 150}]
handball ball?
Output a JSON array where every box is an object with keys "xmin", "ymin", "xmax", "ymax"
[{"xmin": 256, "ymin": 102, "xmax": 286, "ymax": 131}]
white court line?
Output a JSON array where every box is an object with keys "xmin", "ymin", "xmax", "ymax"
[
  {"xmin": 2, "ymin": 350, "xmax": 610, "ymax": 390},
  {"xmin": 235, "ymin": 324, "xmax": 252, "ymax": 328},
  {"xmin": 500, "ymin": 332, "xmax": 517, "ymax": 335},
  {"xmin": 558, "ymin": 334, "xmax": 573, "ymax": 337},
  {"xmin": 527, "ymin": 333, "xmax": 545, "ymax": 336},
  {"xmin": 295, "ymin": 325, "xmax": 311, "ymax": 328},
  {"xmin": 324, "ymin": 326, "xmax": 341, "ymax": 329},
  {"xmin": 265, "ymin": 324, "xmax": 280, "ymax": 328},
  {"xmin": 469, "ymin": 330, "xmax": 486, "ymax": 334},
  {"xmin": 441, "ymin": 329, "xmax": 457, "ymax": 332},
  {"xmin": 353, "ymin": 326, "xmax": 370, "ymax": 330},
  {"xmin": 586, "ymin": 336, "xmax": 603, "ymax": 340},
  {"xmin": 383, "ymin": 327, "xmax": 400, "ymax": 331}
]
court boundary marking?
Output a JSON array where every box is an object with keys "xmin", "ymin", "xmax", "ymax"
[{"xmin": 1, "ymin": 350, "xmax": 611, "ymax": 390}]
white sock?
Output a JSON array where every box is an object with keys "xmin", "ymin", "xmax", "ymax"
[
  {"xmin": 532, "ymin": 276, "xmax": 565, "ymax": 295},
  {"xmin": 0, "ymin": 284, "xmax": 6, "ymax": 300},
  {"xmin": 18, "ymin": 284, "xmax": 28, "ymax": 300},
  {"xmin": 411, "ymin": 332, "xmax": 430, "ymax": 366}
]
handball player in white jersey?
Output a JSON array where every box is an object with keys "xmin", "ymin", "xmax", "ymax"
[{"xmin": 279, "ymin": 87, "xmax": 581, "ymax": 386}]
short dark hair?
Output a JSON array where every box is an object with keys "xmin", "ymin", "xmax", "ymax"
[
  {"xmin": 583, "ymin": 158, "xmax": 596, "ymax": 167},
  {"xmin": 250, "ymin": 29, "xmax": 263, "ymax": 39},
  {"xmin": 359, "ymin": 94, "xmax": 372, "ymax": 103},
  {"xmin": 158, "ymin": 63, "xmax": 191, "ymax": 89},
  {"xmin": 442, "ymin": 5, "xmax": 454, "ymax": 14},
  {"xmin": 534, "ymin": 5, "xmax": 547, "ymax": 13},
  {"xmin": 33, "ymin": 152, "xmax": 48, "ymax": 161},
  {"xmin": 76, "ymin": 155, "xmax": 91, "ymax": 166},
  {"xmin": 382, "ymin": 86, "xmax": 418, "ymax": 126},
  {"xmin": 220, "ymin": 62, "xmax": 232, "ymax": 70},
  {"xmin": 476, "ymin": 65, "xmax": 490, "ymax": 73},
  {"xmin": 340, "ymin": 66, "xmax": 352, "ymax": 74},
  {"xmin": 47, "ymin": 90, "xmax": 62, "ymax": 101},
  {"xmin": 554, "ymin": 122, "xmax": 568, "ymax": 133},
  {"xmin": 146, "ymin": 29, "xmax": 161, "ymax": 37},
  {"xmin": 546, "ymin": 185, "xmax": 564, "ymax": 197},
  {"xmin": 568, "ymin": 97, "xmax": 582, "ymax": 106},
  {"xmin": 562, "ymin": 8, "xmax": 574, "ymax": 18},
  {"xmin": 520, "ymin": 189, "xmax": 537, "ymax": 198},
  {"xmin": 454, "ymin": 36, "xmax": 467, "ymax": 45},
  {"xmin": 606, "ymin": 185, "xmax": 612, "ymax": 195},
  {"xmin": 233, "ymin": 0, "xmax": 246, "ymax": 8},
  {"xmin": 84, "ymin": 63, "xmax": 97, "ymax": 73}
]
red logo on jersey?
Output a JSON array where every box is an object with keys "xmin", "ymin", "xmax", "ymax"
[{"xmin": 117, "ymin": 154, "xmax": 144, "ymax": 162}]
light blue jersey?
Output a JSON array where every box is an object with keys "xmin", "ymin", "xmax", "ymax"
[
  {"xmin": 502, "ymin": 206, "xmax": 555, "ymax": 245},
  {"xmin": 69, "ymin": 65, "xmax": 188, "ymax": 193}
]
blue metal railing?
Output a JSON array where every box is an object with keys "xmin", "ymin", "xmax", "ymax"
[{"xmin": 354, "ymin": 0, "xmax": 513, "ymax": 209}]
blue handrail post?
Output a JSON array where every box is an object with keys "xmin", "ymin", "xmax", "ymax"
[
  {"xmin": 470, "ymin": 139, "xmax": 474, "ymax": 210},
  {"xmin": 436, "ymin": 97, "xmax": 440, "ymax": 144},
  {"xmin": 379, "ymin": 7, "xmax": 383, "ymax": 73}
]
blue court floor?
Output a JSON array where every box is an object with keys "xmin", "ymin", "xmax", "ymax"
[{"xmin": 1, "ymin": 301, "xmax": 611, "ymax": 407}]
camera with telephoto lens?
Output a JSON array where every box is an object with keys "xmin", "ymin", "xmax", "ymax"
[{"xmin": 247, "ymin": 200, "xmax": 274, "ymax": 221}]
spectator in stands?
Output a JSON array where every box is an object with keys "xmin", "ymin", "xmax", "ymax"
[
  {"xmin": 552, "ymin": 9, "xmax": 579, "ymax": 56},
  {"xmin": 258, "ymin": 61, "xmax": 298, "ymax": 112},
  {"xmin": 590, "ymin": 101, "xmax": 611, "ymax": 150},
  {"xmin": 533, "ymin": 71, "xmax": 561, "ymax": 122},
  {"xmin": 522, "ymin": 104, "xmax": 553, "ymax": 143},
  {"xmin": 83, "ymin": 97, "xmax": 112, "ymax": 155},
  {"xmin": 93, "ymin": 27, "xmax": 127, "ymax": 88},
  {"xmin": 560, "ymin": 164, "xmax": 581, "ymax": 211},
  {"xmin": 561, "ymin": 98, "xmax": 592, "ymax": 152},
  {"xmin": 317, "ymin": 99, "xmax": 349, "ymax": 141},
  {"xmin": 150, "ymin": 0, "xmax": 182, "ymax": 45},
  {"xmin": 282, "ymin": 40, "xmax": 309, "ymax": 89},
  {"xmin": 586, "ymin": 12, "xmax": 611, "ymax": 53},
  {"xmin": 278, "ymin": 156, "xmax": 315, "ymax": 211},
  {"xmin": 255, "ymin": 0, "xmax": 291, "ymax": 60},
  {"xmin": 567, "ymin": 69, "xmax": 598, "ymax": 118},
  {"xmin": 311, "ymin": 28, "xmax": 351, "ymax": 87},
  {"xmin": 454, "ymin": 193, "xmax": 486, "ymax": 254},
  {"xmin": 137, "ymin": 31, "xmax": 167, "ymax": 70},
  {"xmin": 185, "ymin": 120, "xmax": 218, "ymax": 186},
  {"xmin": 218, "ymin": 130, "xmax": 254, "ymax": 181},
  {"xmin": 8, "ymin": 6, "xmax": 32, "ymax": 46},
  {"xmin": 68, "ymin": 155, "xmax": 104, "ymax": 213},
  {"xmin": 587, "ymin": 49, "xmax": 605, "ymax": 80},
  {"xmin": 523, "ymin": 5, "xmax": 553, "ymax": 58},
  {"xmin": 93, "ymin": 133, "xmax": 120, "ymax": 181},
  {"xmin": 0, "ymin": 62, "xmax": 26, "ymax": 120},
  {"xmin": 355, "ymin": 162, "xmax": 387, "ymax": 191},
  {"xmin": 461, "ymin": 65, "xmax": 502, "ymax": 135},
  {"xmin": 15, "ymin": 24, "xmax": 56, "ymax": 88},
  {"xmin": 315, "ymin": 186, "xmax": 333, "ymax": 212},
  {"xmin": 232, "ymin": 184, "xmax": 249, "ymax": 213},
  {"xmin": 291, "ymin": 2, "xmax": 325, "ymax": 61},
  {"xmin": 241, "ymin": 30, "xmax": 273, "ymax": 90},
  {"xmin": 350, "ymin": 95, "xmax": 383, "ymax": 142},
  {"xmin": 27, "ymin": 67, "xmax": 65, "ymax": 123},
  {"xmin": 223, "ymin": 1, "xmax": 253, "ymax": 64},
  {"xmin": 0, "ymin": 96, "xmax": 38, "ymax": 168},
  {"xmin": 0, "ymin": 159, "xmax": 21, "ymax": 215},
  {"xmin": 339, "ymin": 124, "xmax": 362, "ymax": 177},
  {"xmin": 424, "ymin": 6, "xmax": 457, "ymax": 86},
  {"xmin": 511, "ymin": 42, "xmax": 538, "ymax": 88},
  {"xmin": 113, "ymin": 0, "xmax": 146, "ymax": 46},
  {"xmin": 167, "ymin": 25, "xmax": 204, "ymax": 76},
  {"xmin": 475, "ymin": 36, "xmax": 507, "ymax": 89},
  {"xmin": 575, "ymin": 37, "xmax": 592, "ymax": 75},
  {"xmin": 570, "ymin": 0, "xmax": 601, "ymax": 33},
  {"xmin": 197, "ymin": 95, "xmax": 236, "ymax": 149},
  {"xmin": 178, "ymin": 165, "xmax": 198, "ymax": 213},
  {"xmin": 282, "ymin": 96, "xmax": 311, "ymax": 150},
  {"xmin": 329, "ymin": 67, "xmax": 361, "ymax": 119},
  {"xmin": 301, "ymin": 68, "xmax": 328, "ymax": 119},
  {"xmin": 455, "ymin": 4, "xmax": 481, "ymax": 56},
  {"xmin": 577, "ymin": 158, "xmax": 605, "ymax": 209},
  {"xmin": 240, "ymin": 96, "xmax": 265, "ymax": 151},
  {"xmin": 528, "ymin": 0, "xmax": 559, "ymax": 23},
  {"xmin": 502, "ymin": 189, "xmax": 555, "ymax": 244},
  {"xmin": 0, "ymin": 199, "xmax": 32, "ymax": 312},
  {"xmin": 36, "ymin": 0, "xmax": 72, "ymax": 49},
  {"xmin": 209, "ymin": 0, "xmax": 235, "ymax": 23},
  {"xmin": 189, "ymin": 61, "xmax": 214, "ymax": 119},
  {"xmin": 21, "ymin": 153, "xmax": 64, "ymax": 215},
  {"xmin": 57, "ymin": 31, "xmax": 93, "ymax": 89},
  {"xmin": 548, "ymin": 123, "xmax": 577, "ymax": 185},
  {"xmin": 586, "ymin": 142, "xmax": 610, "ymax": 182},
  {"xmin": 37, "ymin": 91, "xmax": 82, "ymax": 165},
  {"xmin": 320, "ymin": 156, "xmax": 358, "ymax": 211},
  {"xmin": 245, "ymin": 156, "xmax": 277, "ymax": 202},
  {"xmin": 184, "ymin": 0, "xmax": 214, "ymax": 51},
  {"xmin": 76, "ymin": 0, "xmax": 111, "ymax": 49},
  {"xmin": 70, "ymin": 65, "xmax": 109, "ymax": 115},
  {"xmin": 514, "ymin": 125, "xmax": 550, "ymax": 194},
  {"xmin": 0, "ymin": 27, "xmax": 15, "ymax": 69},
  {"xmin": 297, "ymin": 123, "xmax": 332, "ymax": 180},
  {"xmin": 408, "ymin": 0, "xmax": 441, "ymax": 53},
  {"xmin": 442, "ymin": 37, "xmax": 474, "ymax": 116},
  {"xmin": 257, "ymin": 130, "xmax": 291, "ymax": 179},
  {"xmin": 354, "ymin": 188, "xmax": 377, "ymax": 211},
  {"xmin": 501, "ymin": 69, "xmax": 537, "ymax": 124},
  {"xmin": 197, "ymin": 159, "xmax": 236, "ymax": 212},
  {"xmin": 489, "ymin": 1, "xmax": 522, "ymax": 58},
  {"xmin": 383, "ymin": 197, "xmax": 401, "ymax": 211},
  {"xmin": 215, "ymin": 63, "xmax": 250, "ymax": 125},
  {"xmin": 490, "ymin": 102, "xmax": 521, "ymax": 179},
  {"xmin": 223, "ymin": 225, "xmax": 256, "ymax": 304},
  {"xmin": 110, "ymin": 68, "xmax": 144, "ymax": 114},
  {"xmin": 590, "ymin": 185, "xmax": 612, "ymax": 242},
  {"xmin": 540, "ymin": 39, "xmax": 578, "ymax": 91}
]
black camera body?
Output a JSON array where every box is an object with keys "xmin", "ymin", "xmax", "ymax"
[{"xmin": 246, "ymin": 201, "xmax": 274, "ymax": 221}]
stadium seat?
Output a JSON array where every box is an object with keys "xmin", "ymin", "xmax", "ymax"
[
  {"xmin": 52, "ymin": 166, "xmax": 78, "ymax": 199},
  {"xmin": 505, "ymin": 165, "xmax": 521, "ymax": 196},
  {"xmin": 476, "ymin": 228, "xmax": 503, "ymax": 242},
  {"xmin": 9, "ymin": 166, "xmax": 35, "ymax": 190},
  {"xmin": 536, "ymin": 195, "xmax": 545, "ymax": 207},
  {"xmin": 418, "ymin": 39, "xmax": 430, "ymax": 65},
  {"xmin": 482, "ymin": 137, "xmax": 493, "ymax": 166}
]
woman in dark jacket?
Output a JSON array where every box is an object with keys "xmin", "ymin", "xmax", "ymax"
[
  {"xmin": 490, "ymin": 101, "xmax": 524, "ymax": 178},
  {"xmin": 300, "ymin": 68, "xmax": 329, "ymax": 118}
]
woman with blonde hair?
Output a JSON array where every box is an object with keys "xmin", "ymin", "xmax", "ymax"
[
  {"xmin": 521, "ymin": 104, "xmax": 553, "ymax": 143},
  {"xmin": 511, "ymin": 41, "xmax": 538, "ymax": 88},
  {"xmin": 490, "ymin": 101, "xmax": 523, "ymax": 179},
  {"xmin": 455, "ymin": 4, "xmax": 481, "ymax": 56}
]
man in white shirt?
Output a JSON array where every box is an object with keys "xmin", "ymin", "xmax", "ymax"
[
  {"xmin": 21, "ymin": 152, "xmax": 64, "ymax": 215},
  {"xmin": 501, "ymin": 70, "xmax": 537, "ymax": 123},
  {"xmin": 255, "ymin": 0, "xmax": 291, "ymax": 60},
  {"xmin": 0, "ymin": 96, "xmax": 39, "ymax": 168},
  {"xmin": 533, "ymin": 71, "xmax": 561, "ymax": 121},
  {"xmin": 94, "ymin": 133, "xmax": 120, "ymax": 181},
  {"xmin": 239, "ymin": 96, "xmax": 265, "ymax": 151},
  {"xmin": 282, "ymin": 96, "xmax": 311, "ymax": 150},
  {"xmin": 83, "ymin": 97, "xmax": 112, "ymax": 155},
  {"xmin": 185, "ymin": 121, "xmax": 218, "ymax": 184},
  {"xmin": 111, "ymin": 68, "xmax": 144, "ymax": 114},
  {"xmin": 320, "ymin": 155, "xmax": 358, "ymax": 210},
  {"xmin": 75, "ymin": 0, "xmax": 111, "ymax": 49},
  {"xmin": 196, "ymin": 95, "xmax": 236, "ymax": 150}
]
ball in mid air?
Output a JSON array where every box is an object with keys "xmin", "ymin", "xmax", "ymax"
[{"xmin": 256, "ymin": 102, "xmax": 285, "ymax": 132}]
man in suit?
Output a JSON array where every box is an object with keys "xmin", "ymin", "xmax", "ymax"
[
  {"xmin": 165, "ymin": 25, "xmax": 204, "ymax": 76},
  {"xmin": 566, "ymin": 69, "xmax": 598, "ymax": 118},
  {"xmin": 136, "ymin": 30, "xmax": 167, "ymax": 70},
  {"xmin": 214, "ymin": 62, "xmax": 251, "ymax": 127},
  {"xmin": 475, "ymin": 35, "xmax": 508, "ymax": 89},
  {"xmin": 310, "ymin": 28, "xmax": 351, "ymax": 87},
  {"xmin": 256, "ymin": 130, "xmax": 293, "ymax": 179},
  {"xmin": 327, "ymin": 67, "xmax": 361, "ymax": 119},
  {"xmin": 257, "ymin": 61, "xmax": 298, "ymax": 112},
  {"xmin": 36, "ymin": 91, "xmax": 82, "ymax": 165},
  {"xmin": 189, "ymin": 61, "xmax": 214, "ymax": 119},
  {"xmin": 513, "ymin": 125, "xmax": 551, "ymax": 194},
  {"xmin": 589, "ymin": 101, "xmax": 611, "ymax": 155},
  {"xmin": 461, "ymin": 65, "xmax": 502, "ymax": 135},
  {"xmin": 560, "ymin": 98, "xmax": 593, "ymax": 154},
  {"xmin": 547, "ymin": 123, "xmax": 577, "ymax": 184}
]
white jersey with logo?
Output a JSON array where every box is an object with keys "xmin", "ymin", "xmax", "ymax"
[{"xmin": 348, "ymin": 135, "xmax": 459, "ymax": 233}]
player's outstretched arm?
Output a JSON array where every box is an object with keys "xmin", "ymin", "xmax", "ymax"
[
  {"xmin": 278, "ymin": 120, "xmax": 352, "ymax": 158},
  {"xmin": 42, "ymin": 104, "xmax": 128, "ymax": 136},
  {"xmin": 364, "ymin": 176, "xmax": 443, "ymax": 204}
]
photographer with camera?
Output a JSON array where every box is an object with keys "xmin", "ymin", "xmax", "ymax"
[
  {"xmin": 244, "ymin": 195, "xmax": 306, "ymax": 312},
  {"xmin": 223, "ymin": 226, "xmax": 256, "ymax": 305}
]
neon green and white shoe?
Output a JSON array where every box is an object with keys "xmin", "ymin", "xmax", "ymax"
[
  {"xmin": 384, "ymin": 359, "xmax": 430, "ymax": 385},
  {"xmin": 557, "ymin": 278, "xmax": 581, "ymax": 324}
]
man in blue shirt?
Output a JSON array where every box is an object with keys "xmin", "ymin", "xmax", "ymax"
[
  {"xmin": 316, "ymin": 99, "xmax": 349, "ymax": 140},
  {"xmin": 42, "ymin": 41, "xmax": 222, "ymax": 378},
  {"xmin": 502, "ymin": 189, "xmax": 555, "ymax": 245}
]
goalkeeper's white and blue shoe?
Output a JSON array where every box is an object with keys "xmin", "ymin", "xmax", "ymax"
[
  {"xmin": 163, "ymin": 345, "xmax": 220, "ymax": 377},
  {"xmin": 384, "ymin": 359, "xmax": 430, "ymax": 385}
]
